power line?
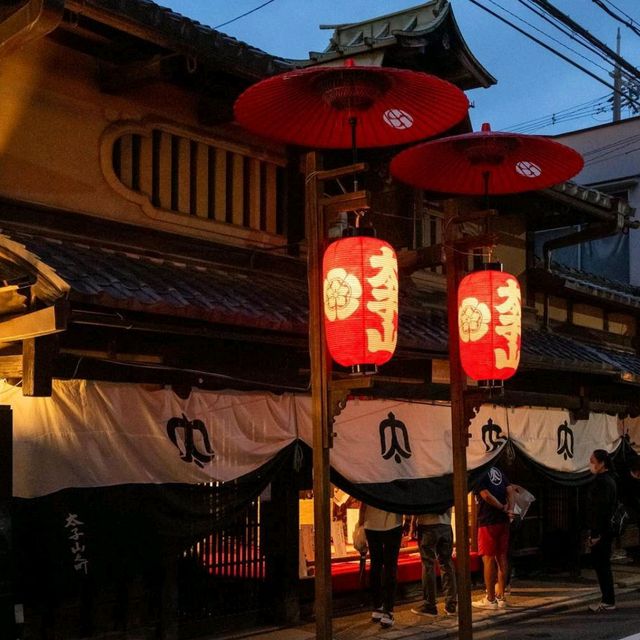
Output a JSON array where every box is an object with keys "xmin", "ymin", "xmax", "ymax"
[
  {"xmin": 505, "ymin": 97, "xmax": 612, "ymax": 133},
  {"xmin": 602, "ymin": 0, "xmax": 640, "ymax": 27},
  {"xmin": 214, "ymin": 0, "xmax": 277, "ymax": 30},
  {"xmin": 467, "ymin": 0, "xmax": 640, "ymax": 109},
  {"xmin": 518, "ymin": 0, "xmax": 637, "ymax": 81},
  {"xmin": 505, "ymin": 94, "xmax": 608, "ymax": 130},
  {"xmin": 486, "ymin": 0, "xmax": 622, "ymax": 79},
  {"xmin": 529, "ymin": 0, "xmax": 640, "ymax": 81},
  {"xmin": 592, "ymin": 0, "xmax": 640, "ymax": 37}
]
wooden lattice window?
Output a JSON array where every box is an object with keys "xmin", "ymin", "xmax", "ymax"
[{"xmin": 101, "ymin": 121, "xmax": 287, "ymax": 242}]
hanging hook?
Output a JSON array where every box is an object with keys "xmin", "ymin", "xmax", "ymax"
[{"xmin": 349, "ymin": 116, "xmax": 358, "ymax": 192}]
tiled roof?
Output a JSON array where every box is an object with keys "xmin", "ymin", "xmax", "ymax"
[
  {"xmin": 4, "ymin": 230, "xmax": 640, "ymax": 379},
  {"xmin": 310, "ymin": 1, "xmax": 495, "ymax": 90},
  {"xmin": 396, "ymin": 302, "xmax": 632, "ymax": 374},
  {"xmin": 84, "ymin": 0, "xmax": 294, "ymax": 78},
  {"xmin": 6, "ymin": 231, "xmax": 308, "ymax": 333},
  {"xmin": 550, "ymin": 262, "xmax": 640, "ymax": 307}
]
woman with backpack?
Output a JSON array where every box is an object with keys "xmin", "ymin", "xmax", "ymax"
[{"xmin": 586, "ymin": 449, "xmax": 618, "ymax": 613}]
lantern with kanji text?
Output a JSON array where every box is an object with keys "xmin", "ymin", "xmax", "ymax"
[
  {"xmin": 323, "ymin": 232, "xmax": 398, "ymax": 370},
  {"xmin": 457, "ymin": 264, "xmax": 521, "ymax": 385}
]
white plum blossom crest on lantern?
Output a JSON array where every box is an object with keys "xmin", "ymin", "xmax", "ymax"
[
  {"xmin": 323, "ymin": 268, "xmax": 362, "ymax": 322},
  {"xmin": 458, "ymin": 297, "xmax": 491, "ymax": 342}
]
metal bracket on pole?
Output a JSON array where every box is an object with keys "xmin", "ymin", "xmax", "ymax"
[{"xmin": 329, "ymin": 375, "xmax": 374, "ymax": 432}]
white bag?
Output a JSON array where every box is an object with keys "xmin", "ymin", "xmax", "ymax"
[
  {"xmin": 512, "ymin": 487, "xmax": 536, "ymax": 519},
  {"xmin": 352, "ymin": 523, "xmax": 368, "ymax": 554}
]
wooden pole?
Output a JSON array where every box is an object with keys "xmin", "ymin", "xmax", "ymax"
[
  {"xmin": 305, "ymin": 151, "xmax": 333, "ymax": 640},
  {"xmin": 444, "ymin": 202, "xmax": 473, "ymax": 640},
  {"xmin": 0, "ymin": 406, "xmax": 13, "ymax": 639}
]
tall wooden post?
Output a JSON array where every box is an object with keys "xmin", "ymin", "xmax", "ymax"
[
  {"xmin": 444, "ymin": 203, "xmax": 473, "ymax": 640},
  {"xmin": 0, "ymin": 406, "xmax": 13, "ymax": 639},
  {"xmin": 305, "ymin": 151, "xmax": 333, "ymax": 640}
]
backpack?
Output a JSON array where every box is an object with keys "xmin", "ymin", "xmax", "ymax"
[{"xmin": 610, "ymin": 501, "xmax": 629, "ymax": 537}]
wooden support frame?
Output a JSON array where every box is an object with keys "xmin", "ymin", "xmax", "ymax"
[
  {"xmin": 444, "ymin": 204, "xmax": 496, "ymax": 640},
  {"xmin": 22, "ymin": 334, "xmax": 58, "ymax": 397},
  {"xmin": 0, "ymin": 301, "xmax": 67, "ymax": 342},
  {"xmin": 305, "ymin": 154, "xmax": 372, "ymax": 640},
  {"xmin": 0, "ymin": 405, "xmax": 12, "ymax": 638}
]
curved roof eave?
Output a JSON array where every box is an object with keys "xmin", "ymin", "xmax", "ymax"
[
  {"xmin": 393, "ymin": 3, "xmax": 495, "ymax": 89},
  {"xmin": 309, "ymin": 1, "xmax": 495, "ymax": 90}
]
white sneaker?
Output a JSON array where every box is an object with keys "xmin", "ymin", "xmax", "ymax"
[
  {"xmin": 496, "ymin": 596, "xmax": 508, "ymax": 609},
  {"xmin": 588, "ymin": 602, "xmax": 616, "ymax": 613},
  {"xmin": 472, "ymin": 596, "xmax": 498, "ymax": 610},
  {"xmin": 380, "ymin": 611, "xmax": 395, "ymax": 628},
  {"xmin": 371, "ymin": 608, "xmax": 384, "ymax": 622}
]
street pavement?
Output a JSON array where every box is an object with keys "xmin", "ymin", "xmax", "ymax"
[{"xmin": 214, "ymin": 563, "xmax": 640, "ymax": 640}]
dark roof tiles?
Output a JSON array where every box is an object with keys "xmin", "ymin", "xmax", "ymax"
[
  {"xmin": 10, "ymin": 231, "xmax": 308, "ymax": 332},
  {"xmin": 7, "ymin": 230, "xmax": 640, "ymax": 378}
]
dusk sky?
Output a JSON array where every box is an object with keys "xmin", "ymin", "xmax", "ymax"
[{"xmin": 161, "ymin": 0, "xmax": 640, "ymax": 135}]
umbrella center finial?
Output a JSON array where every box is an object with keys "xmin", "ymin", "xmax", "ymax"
[{"xmin": 312, "ymin": 69, "xmax": 391, "ymax": 111}]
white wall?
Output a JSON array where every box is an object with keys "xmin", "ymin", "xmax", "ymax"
[{"xmin": 557, "ymin": 117, "xmax": 640, "ymax": 285}]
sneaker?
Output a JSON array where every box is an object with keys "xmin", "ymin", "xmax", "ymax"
[
  {"xmin": 444, "ymin": 603, "xmax": 457, "ymax": 616},
  {"xmin": 495, "ymin": 582, "xmax": 511, "ymax": 595},
  {"xmin": 496, "ymin": 596, "xmax": 508, "ymax": 609},
  {"xmin": 411, "ymin": 604, "xmax": 438, "ymax": 617},
  {"xmin": 380, "ymin": 611, "xmax": 395, "ymax": 628},
  {"xmin": 371, "ymin": 608, "xmax": 384, "ymax": 622},
  {"xmin": 472, "ymin": 596, "xmax": 498, "ymax": 610},
  {"xmin": 588, "ymin": 602, "xmax": 616, "ymax": 613}
]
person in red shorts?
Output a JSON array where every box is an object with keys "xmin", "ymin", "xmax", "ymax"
[{"xmin": 472, "ymin": 465, "xmax": 515, "ymax": 610}]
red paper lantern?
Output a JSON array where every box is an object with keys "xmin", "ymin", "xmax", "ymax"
[
  {"xmin": 457, "ymin": 267, "xmax": 521, "ymax": 383},
  {"xmin": 323, "ymin": 236, "xmax": 398, "ymax": 368}
]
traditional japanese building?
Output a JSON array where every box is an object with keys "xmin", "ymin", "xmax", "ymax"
[{"xmin": 0, "ymin": 1, "xmax": 639, "ymax": 639}]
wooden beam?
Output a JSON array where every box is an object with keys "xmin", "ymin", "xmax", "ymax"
[
  {"xmin": 315, "ymin": 162, "xmax": 368, "ymax": 182},
  {"xmin": 444, "ymin": 201, "xmax": 473, "ymax": 640},
  {"xmin": 398, "ymin": 234, "xmax": 498, "ymax": 274},
  {"xmin": 22, "ymin": 334, "xmax": 58, "ymax": 397},
  {"xmin": 398, "ymin": 244, "xmax": 445, "ymax": 272},
  {"xmin": 319, "ymin": 190, "xmax": 370, "ymax": 216},
  {"xmin": 0, "ymin": 302, "xmax": 68, "ymax": 342},
  {"xmin": 306, "ymin": 151, "xmax": 333, "ymax": 640},
  {"xmin": 0, "ymin": 356, "xmax": 22, "ymax": 379}
]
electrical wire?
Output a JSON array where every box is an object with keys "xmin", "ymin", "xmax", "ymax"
[
  {"xmin": 467, "ymin": 0, "xmax": 640, "ymax": 109},
  {"xmin": 486, "ymin": 0, "xmax": 623, "ymax": 80},
  {"xmin": 517, "ymin": 0, "xmax": 637, "ymax": 80},
  {"xmin": 600, "ymin": 0, "xmax": 640, "ymax": 30},
  {"xmin": 503, "ymin": 94, "xmax": 610, "ymax": 132},
  {"xmin": 508, "ymin": 94, "xmax": 610, "ymax": 126},
  {"xmin": 214, "ymin": 0, "xmax": 277, "ymax": 29},
  {"xmin": 528, "ymin": 0, "xmax": 640, "ymax": 81},
  {"xmin": 591, "ymin": 0, "xmax": 640, "ymax": 38}
]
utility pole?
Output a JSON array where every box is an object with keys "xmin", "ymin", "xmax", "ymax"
[{"xmin": 613, "ymin": 28, "xmax": 622, "ymax": 122}]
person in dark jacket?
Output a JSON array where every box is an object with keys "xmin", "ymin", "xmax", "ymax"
[{"xmin": 586, "ymin": 449, "xmax": 617, "ymax": 613}]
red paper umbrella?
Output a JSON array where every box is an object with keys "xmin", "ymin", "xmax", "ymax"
[
  {"xmin": 390, "ymin": 122, "xmax": 584, "ymax": 195},
  {"xmin": 234, "ymin": 60, "xmax": 469, "ymax": 149}
]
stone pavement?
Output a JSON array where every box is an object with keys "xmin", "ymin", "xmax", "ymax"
[{"xmin": 215, "ymin": 564, "xmax": 640, "ymax": 640}]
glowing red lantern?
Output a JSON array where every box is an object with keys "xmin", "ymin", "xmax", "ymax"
[
  {"xmin": 323, "ymin": 235, "xmax": 398, "ymax": 369},
  {"xmin": 457, "ymin": 266, "xmax": 521, "ymax": 384}
]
